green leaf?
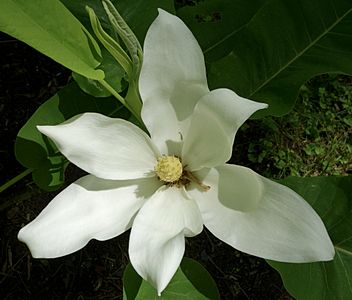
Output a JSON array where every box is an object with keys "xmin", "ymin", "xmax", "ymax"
[
  {"xmin": 177, "ymin": 0, "xmax": 266, "ymax": 62},
  {"xmin": 179, "ymin": 0, "xmax": 352, "ymax": 116},
  {"xmin": 60, "ymin": 0, "xmax": 113, "ymax": 34},
  {"xmin": 268, "ymin": 176, "xmax": 352, "ymax": 300},
  {"xmin": 73, "ymin": 49, "xmax": 127, "ymax": 97},
  {"xmin": 179, "ymin": 258, "xmax": 221, "ymax": 300},
  {"xmin": 123, "ymin": 263, "xmax": 144, "ymax": 300},
  {"xmin": 15, "ymin": 83, "xmax": 129, "ymax": 191},
  {"xmin": 0, "ymin": 0, "xmax": 104, "ymax": 80},
  {"xmin": 123, "ymin": 258, "xmax": 220, "ymax": 300}
]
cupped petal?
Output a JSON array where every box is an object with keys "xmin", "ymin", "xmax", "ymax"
[
  {"xmin": 189, "ymin": 165, "xmax": 334, "ymax": 262},
  {"xmin": 140, "ymin": 9, "xmax": 209, "ymax": 155},
  {"xmin": 194, "ymin": 165, "xmax": 263, "ymax": 212},
  {"xmin": 182, "ymin": 89, "xmax": 268, "ymax": 170},
  {"xmin": 18, "ymin": 175, "xmax": 162, "ymax": 258},
  {"xmin": 129, "ymin": 185, "xmax": 203, "ymax": 295},
  {"xmin": 38, "ymin": 113, "xmax": 160, "ymax": 180}
]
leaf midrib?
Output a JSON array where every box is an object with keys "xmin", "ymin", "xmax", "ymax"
[
  {"xmin": 248, "ymin": 7, "xmax": 352, "ymax": 97},
  {"xmin": 335, "ymin": 245, "xmax": 352, "ymax": 256},
  {"xmin": 203, "ymin": 1, "xmax": 268, "ymax": 55}
]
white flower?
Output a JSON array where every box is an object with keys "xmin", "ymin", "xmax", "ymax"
[{"xmin": 18, "ymin": 9, "xmax": 334, "ymax": 295}]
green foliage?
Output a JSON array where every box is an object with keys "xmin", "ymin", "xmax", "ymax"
[
  {"xmin": 123, "ymin": 258, "xmax": 220, "ymax": 300},
  {"xmin": 268, "ymin": 175, "xmax": 352, "ymax": 300},
  {"xmin": 0, "ymin": 0, "xmax": 104, "ymax": 80},
  {"xmin": 15, "ymin": 83, "xmax": 129, "ymax": 191},
  {"xmin": 61, "ymin": 0, "xmax": 175, "ymax": 111},
  {"xmin": 177, "ymin": 0, "xmax": 265, "ymax": 61},
  {"xmin": 178, "ymin": 0, "xmax": 352, "ymax": 117},
  {"xmin": 245, "ymin": 75, "xmax": 352, "ymax": 178},
  {"xmin": 72, "ymin": 49, "xmax": 127, "ymax": 98},
  {"xmin": 112, "ymin": 0, "xmax": 175, "ymax": 43},
  {"xmin": 61, "ymin": 0, "xmax": 175, "ymax": 43}
]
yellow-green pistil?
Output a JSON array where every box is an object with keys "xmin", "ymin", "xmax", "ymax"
[
  {"xmin": 155, "ymin": 155, "xmax": 210, "ymax": 191},
  {"xmin": 155, "ymin": 155, "xmax": 183, "ymax": 183}
]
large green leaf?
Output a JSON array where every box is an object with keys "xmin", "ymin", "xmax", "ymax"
[
  {"xmin": 178, "ymin": 0, "xmax": 352, "ymax": 116},
  {"xmin": 268, "ymin": 176, "xmax": 352, "ymax": 299},
  {"xmin": 60, "ymin": 0, "xmax": 112, "ymax": 37},
  {"xmin": 15, "ymin": 83, "xmax": 129, "ymax": 191},
  {"xmin": 0, "ymin": 0, "xmax": 104, "ymax": 80},
  {"xmin": 177, "ymin": 0, "xmax": 266, "ymax": 62},
  {"xmin": 123, "ymin": 258, "xmax": 220, "ymax": 300}
]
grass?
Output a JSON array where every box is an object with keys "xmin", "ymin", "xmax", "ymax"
[{"xmin": 242, "ymin": 74, "xmax": 352, "ymax": 179}]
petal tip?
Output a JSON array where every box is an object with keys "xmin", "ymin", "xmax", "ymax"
[
  {"xmin": 36, "ymin": 125, "xmax": 50, "ymax": 134},
  {"xmin": 17, "ymin": 227, "xmax": 25, "ymax": 242},
  {"xmin": 322, "ymin": 240, "xmax": 335, "ymax": 261},
  {"xmin": 17, "ymin": 225, "xmax": 31, "ymax": 244},
  {"xmin": 157, "ymin": 7, "xmax": 165, "ymax": 14},
  {"xmin": 155, "ymin": 8, "xmax": 179, "ymax": 26},
  {"xmin": 253, "ymin": 100, "xmax": 268, "ymax": 111},
  {"xmin": 156, "ymin": 281, "xmax": 167, "ymax": 296},
  {"xmin": 157, "ymin": 8, "xmax": 171, "ymax": 17},
  {"xmin": 18, "ymin": 226, "xmax": 40, "ymax": 258}
]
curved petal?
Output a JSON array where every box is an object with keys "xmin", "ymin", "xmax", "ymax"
[
  {"xmin": 18, "ymin": 175, "xmax": 162, "ymax": 258},
  {"xmin": 193, "ymin": 165, "xmax": 263, "ymax": 212},
  {"xmin": 129, "ymin": 185, "xmax": 203, "ymax": 295},
  {"xmin": 38, "ymin": 113, "xmax": 160, "ymax": 180},
  {"xmin": 140, "ymin": 9, "xmax": 209, "ymax": 155},
  {"xmin": 189, "ymin": 166, "xmax": 334, "ymax": 262},
  {"xmin": 182, "ymin": 89, "xmax": 268, "ymax": 170}
]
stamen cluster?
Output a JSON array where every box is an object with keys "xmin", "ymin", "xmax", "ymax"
[{"xmin": 155, "ymin": 155, "xmax": 183, "ymax": 183}]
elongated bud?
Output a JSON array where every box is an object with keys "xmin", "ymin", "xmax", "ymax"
[
  {"xmin": 102, "ymin": 0, "xmax": 143, "ymax": 78},
  {"xmin": 86, "ymin": 6, "xmax": 133, "ymax": 77}
]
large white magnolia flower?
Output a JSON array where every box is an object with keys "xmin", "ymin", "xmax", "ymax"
[{"xmin": 19, "ymin": 9, "xmax": 334, "ymax": 295}]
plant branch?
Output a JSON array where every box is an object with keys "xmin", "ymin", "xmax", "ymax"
[{"xmin": 0, "ymin": 168, "xmax": 33, "ymax": 193}]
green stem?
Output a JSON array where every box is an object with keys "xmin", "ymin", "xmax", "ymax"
[
  {"xmin": 0, "ymin": 168, "xmax": 33, "ymax": 193},
  {"xmin": 125, "ymin": 80, "xmax": 142, "ymax": 116},
  {"xmin": 99, "ymin": 79, "xmax": 127, "ymax": 105},
  {"xmin": 99, "ymin": 79, "xmax": 144, "ymax": 126}
]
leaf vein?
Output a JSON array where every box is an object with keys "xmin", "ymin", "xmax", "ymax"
[
  {"xmin": 336, "ymin": 251, "xmax": 352, "ymax": 295},
  {"xmin": 249, "ymin": 8, "xmax": 352, "ymax": 97},
  {"xmin": 203, "ymin": 1, "xmax": 269, "ymax": 55}
]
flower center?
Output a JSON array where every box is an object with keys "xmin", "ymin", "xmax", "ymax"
[{"xmin": 155, "ymin": 155, "xmax": 183, "ymax": 183}]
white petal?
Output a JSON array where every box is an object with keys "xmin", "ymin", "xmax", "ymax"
[
  {"xmin": 189, "ymin": 166, "xmax": 335, "ymax": 262},
  {"xmin": 129, "ymin": 185, "xmax": 203, "ymax": 294},
  {"xmin": 18, "ymin": 175, "xmax": 161, "ymax": 258},
  {"xmin": 38, "ymin": 113, "xmax": 160, "ymax": 180},
  {"xmin": 182, "ymin": 89, "xmax": 268, "ymax": 170},
  {"xmin": 140, "ymin": 9, "xmax": 209, "ymax": 155},
  {"xmin": 193, "ymin": 165, "xmax": 263, "ymax": 212}
]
